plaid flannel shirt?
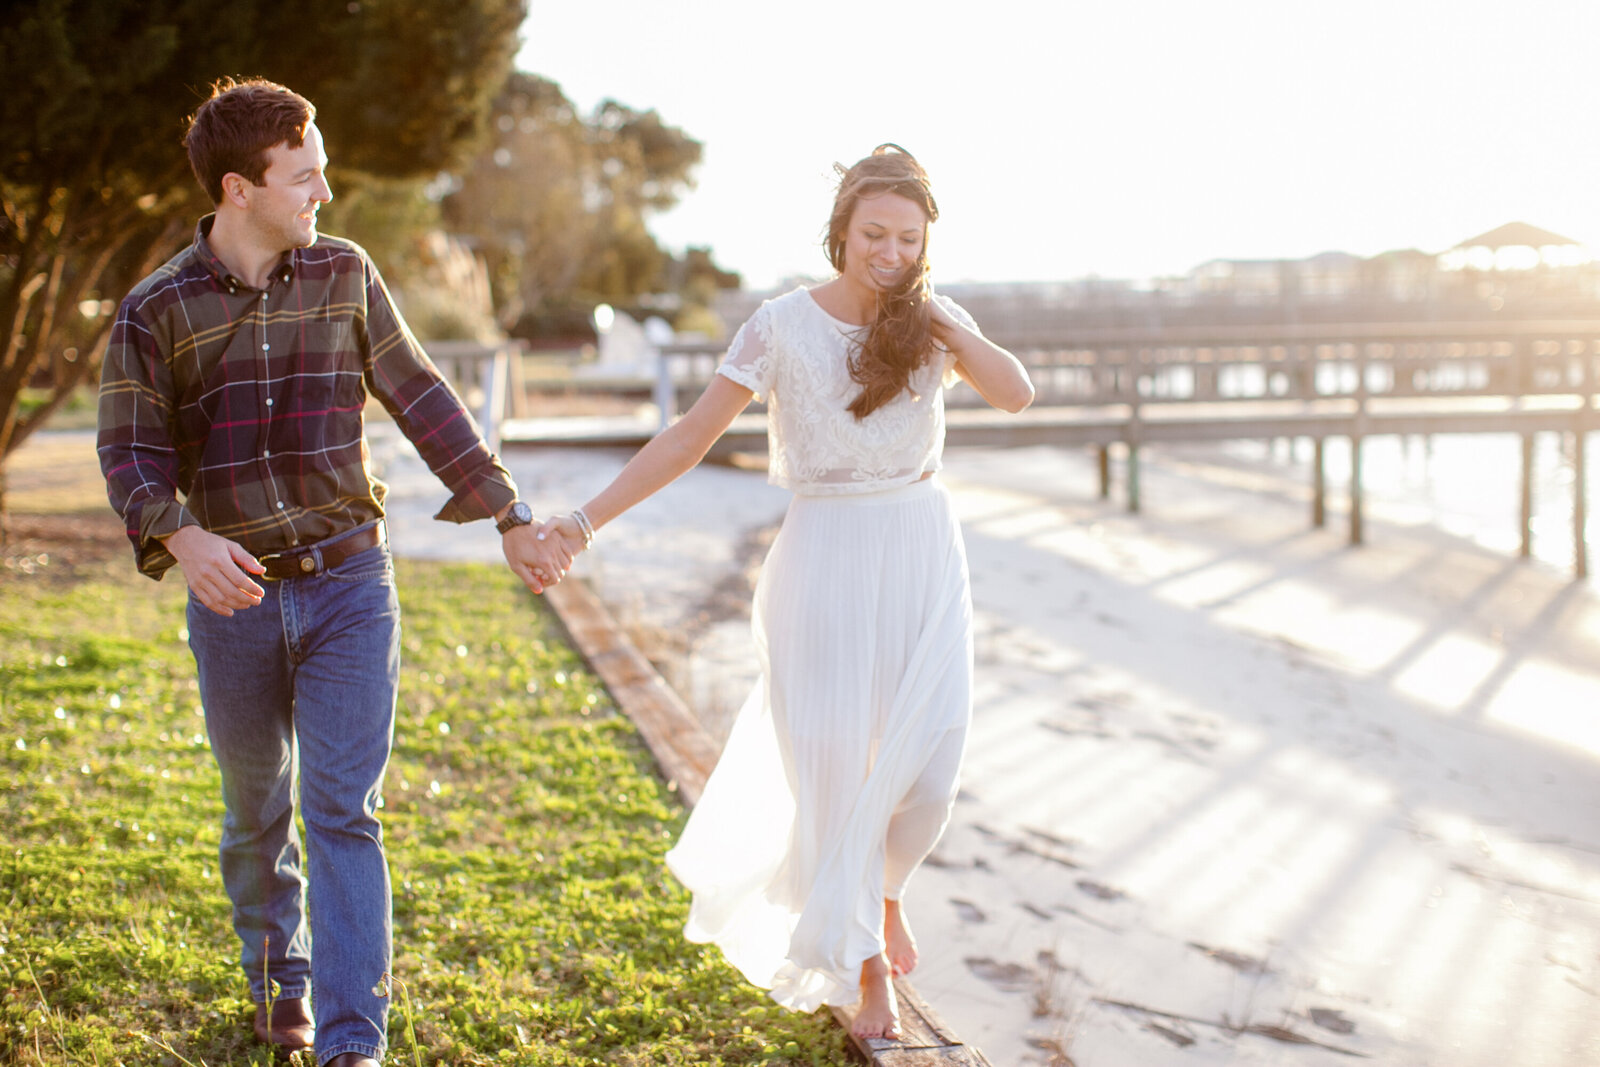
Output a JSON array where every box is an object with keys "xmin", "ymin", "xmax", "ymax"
[{"xmin": 98, "ymin": 216, "xmax": 516, "ymax": 579}]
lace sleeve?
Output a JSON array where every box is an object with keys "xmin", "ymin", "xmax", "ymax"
[
  {"xmin": 934, "ymin": 293, "xmax": 982, "ymax": 389},
  {"xmin": 716, "ymin": 306, "xmax": 777, "ymax": 401}
]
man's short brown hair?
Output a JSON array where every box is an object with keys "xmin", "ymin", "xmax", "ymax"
[{"xmin": 184, "ymin": 78, "xmax": 316, "ymax": 204}]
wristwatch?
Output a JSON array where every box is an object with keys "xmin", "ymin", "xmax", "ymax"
[{"xmin": 496, "ymin": 500, "xmax": 534, "ymax": 534}]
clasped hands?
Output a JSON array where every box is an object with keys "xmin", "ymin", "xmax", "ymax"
[{"xmin": 501, "ymin": 512, "xmax": 589, "ymax": 595}]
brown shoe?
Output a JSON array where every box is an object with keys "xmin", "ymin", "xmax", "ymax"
[
  {"xmin": 325, "ymin": 1056, "xmax": 380, "ymax": 1066},
  {"xmin": 252, "ymin": 996, "xmax": 314, "ymax": 1052}
]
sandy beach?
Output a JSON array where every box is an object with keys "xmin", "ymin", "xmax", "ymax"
[{"xmin": 372, "ymin": 425, "xmax": 1600, "ymax": 1067}]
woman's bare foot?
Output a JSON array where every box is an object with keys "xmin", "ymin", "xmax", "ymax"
[
  {"xmin": 884, "ymin": 898, "xmax": 919, "ymax": 977},
  {"xmin": 852, "ymin": 954, "xmax": 901, "ymax": 1041}
]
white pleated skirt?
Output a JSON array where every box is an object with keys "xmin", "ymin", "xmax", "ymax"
[{"xmin": 664, "ymin": 476, "xmax": 974, "ymax": 1011}]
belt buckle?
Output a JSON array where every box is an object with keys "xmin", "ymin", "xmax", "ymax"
[
  {"xmin": 256, "ymin": 547, "xmax": 319, "ymax": 579},
  {"xmin": 256, "ymin": 549, "xmax": 284, "ymax": 581}
]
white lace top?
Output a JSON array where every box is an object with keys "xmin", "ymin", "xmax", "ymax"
[{"xmin": 716, "ymin": 286, "xmax": 980, "ymax": 495}]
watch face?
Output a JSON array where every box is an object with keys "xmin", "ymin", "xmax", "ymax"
[{"xmin": 499, "ymin": 501, "xmax": 534, "ymax": 532}]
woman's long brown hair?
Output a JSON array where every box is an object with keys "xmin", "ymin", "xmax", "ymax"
[{"xmin": 824, "ymin": 144, "xmax": 940, "ymax": 420}]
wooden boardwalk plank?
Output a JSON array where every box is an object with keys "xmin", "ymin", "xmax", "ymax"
[
  {"xmin": 546, "ymin": 579, "xmax": 714, "ymax": 805},
  {"xmin": 543, "ymin": 577, "xmax": 992, "ymax": 1066}
]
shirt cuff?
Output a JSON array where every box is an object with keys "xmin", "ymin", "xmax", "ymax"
[
  {"xmin": 135, "ymin": 500, "xmax": 200, "ymax": 580},
  {"xmin": 433, "ymin": 465, "xmax": 518, "ymax": 524}
]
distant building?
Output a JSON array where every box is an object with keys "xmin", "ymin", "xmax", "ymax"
[
  {"xmin": 1188, "ymin": 258, "xmax": 1286, "ymax": 302},
  {"xmin": 1364, "ymin": 249, "xmax": 1438, "ymax": 303},
  {"xmin": 1299, "ymin": 251, "xmax": 1365, "ymax": 300},
  {"xmin": 711, "ymin": 222, "xmax": 1599, "ymax": 338}
]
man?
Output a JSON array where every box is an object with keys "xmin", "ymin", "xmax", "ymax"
[{"xmin": 98, "ymin": 78, "xmax": 565, "ymax": 1066}]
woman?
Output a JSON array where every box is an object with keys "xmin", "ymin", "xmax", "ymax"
[{"xmin": 533, "ymin": 144, "xmax": 1033, "ymax": 1039}]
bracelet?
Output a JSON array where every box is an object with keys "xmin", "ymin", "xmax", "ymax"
[{"xmin": 571, "ymin": 508, "xmax": 595, "ymax": 548}]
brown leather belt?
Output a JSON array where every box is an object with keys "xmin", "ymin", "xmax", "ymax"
[{"xmin": 257, "ymin": 522, "xmax": 384, "ymax": 581}]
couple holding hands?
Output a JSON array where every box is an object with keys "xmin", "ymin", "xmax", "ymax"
[{"xmin": 98, "ymin": 77, "xmax": 1031, "ymax": 1065}]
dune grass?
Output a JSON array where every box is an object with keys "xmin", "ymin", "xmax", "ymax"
[{"xmin": 0, "ymin": 556, "xmax": 849, "ymax": 1066}]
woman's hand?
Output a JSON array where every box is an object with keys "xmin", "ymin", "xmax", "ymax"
[
  {"xmin": 932, "ymin": 296, "xmax": 1035, "ymax": 414},
  {"xmin": 537, "ymin": 514, "xmax": 587, "ymax": 559},
  {"xmin": 927, "ymin": 292, "xmax": 959, "ymax": 344}
]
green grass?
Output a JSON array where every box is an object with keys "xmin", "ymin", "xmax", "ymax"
[{"xmin": 0, "ymin": 559, "xmax": 850, "ymax": 1066}]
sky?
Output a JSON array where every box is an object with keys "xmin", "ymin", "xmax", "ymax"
[{"xmin": 516, "ymin": 1, "xmax": 1600, "ymax": 289}]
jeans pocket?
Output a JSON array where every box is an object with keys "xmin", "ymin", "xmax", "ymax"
[
  {"xmin": 187, "ymin": 588, "xmax": 228, "ymax": 619},
  {"xmin": 323, "ymin": 543, "xmax": 394, "ymax": 584}
]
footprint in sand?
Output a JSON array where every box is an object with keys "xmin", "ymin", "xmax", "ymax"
[
  {"xmin": 1075, "ymin": 879, "xmax": 1126, "ymax": 901},
  {"xmin": 950, "ymin": 898, "xmax": 988, "ymax": 923},
  {"xmin": 964, "ymin": 956, "xmax": 1035, "ymax": 991},
  {"xmin": 1186, "ymin": 941, "xmax": 1270, "ymax": 974}
]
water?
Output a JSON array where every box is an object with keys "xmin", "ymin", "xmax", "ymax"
[{"xmin": 1199, "ymin": 430, "xmax": 1597, "ymax": 577}]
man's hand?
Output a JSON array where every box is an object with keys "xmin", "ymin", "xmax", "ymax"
[
  {"xmin": 502, "ymin": 518, "xmax": 579, "ymax": 595},
  {"xmin": 164, "ymin": 525, "xmax": 266, "ymax": 616}
]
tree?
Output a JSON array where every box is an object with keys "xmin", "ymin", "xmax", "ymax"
[
  {"xmin": 442, "ymin": 72, "xmax": 731, "ymax": 341},
  {"xmin": 0, "ymin": 0, "xmax": 526, "ymax": 521},
  {"xmin": 665, "ymin": 246, "xmax": 744, "ymax": 339}
]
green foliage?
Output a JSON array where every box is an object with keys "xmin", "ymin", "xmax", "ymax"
[
  {"xmin": 0, "ymin": 559, "xmax": 847, "ymax": 1065},
  {"xmin": 443, "ymin": 73, "xmax": 739, "ymax": 341},
  {"xmin": 317, "ymin": 171, "xmax": 449, "ymax": 291},
  {"xmin": 0, "ymin": 0, "xmax": 527, "ymax": 467},
  {"xmin": 315, "ymin": 173, "xmax": 502, "ymax": 343}
]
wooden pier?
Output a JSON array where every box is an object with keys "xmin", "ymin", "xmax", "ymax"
[{"xmin": 478, "ymin": 318, "xmax": 1598, "ymax": 578}]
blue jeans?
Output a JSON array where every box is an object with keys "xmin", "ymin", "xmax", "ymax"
[{"xmin": 187, "ymin": 531, "xmax": 399, "ymax": 1064}]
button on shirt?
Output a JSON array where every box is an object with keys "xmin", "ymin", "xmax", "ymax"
[{"xmin": 98, "ymin": 215, "xmax": 516, "ymax": 579}]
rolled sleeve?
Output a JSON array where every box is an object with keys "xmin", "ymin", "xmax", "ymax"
[{"xmin": 433, "ymin": 457, "xmax": 517, "ymax": 523}]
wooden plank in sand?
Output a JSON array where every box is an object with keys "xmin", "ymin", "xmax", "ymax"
[
  {"xmin": 543, "ymin": 576, "xmax": 994, "ymax": 1067},
  {"xmin": 834, "ymin": 980, "xmax": 997, "ymax": 1065}
]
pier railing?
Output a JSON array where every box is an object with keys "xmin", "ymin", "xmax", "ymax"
[
  {"xmin": 435, "ymin": 321, "xmax": 1597, "ymax": 578},
  {"xmin": 656, "ymin": 319, "xmax": 1600, "ymax": 409},
  {"xmin": 653, "ymin": 320, "xmax": 1600, "ymax": 577},
  {"xmin": 972, "ymin": 320, "xmax": 1600, "ymax": 407}
]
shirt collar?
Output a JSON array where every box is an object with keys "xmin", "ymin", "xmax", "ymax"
[{"xmin": 193, "ymin": 214, "xmax": 297, "ymax": 293}]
